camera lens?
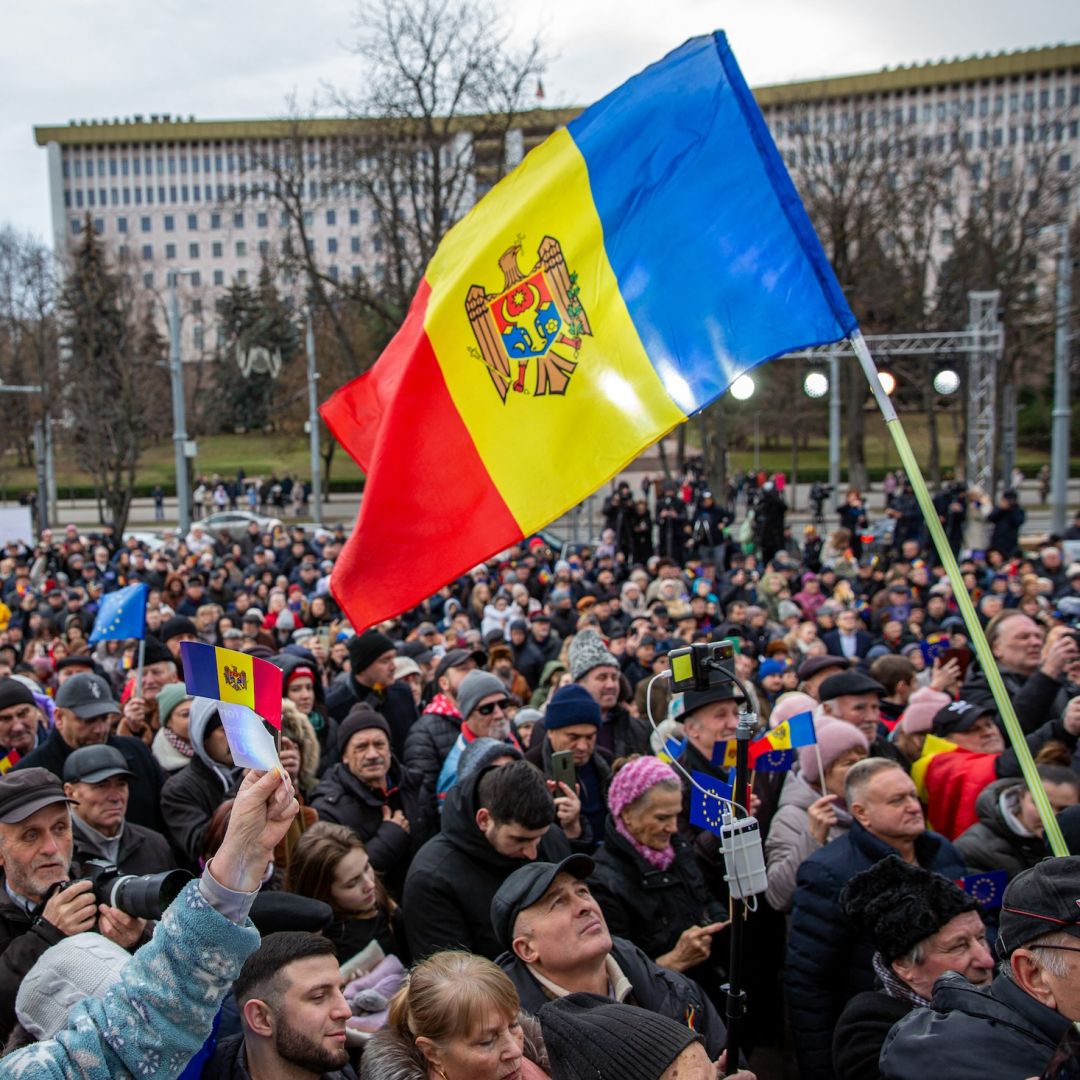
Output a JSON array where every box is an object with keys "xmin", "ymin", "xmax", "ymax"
[{"xmin": 109, "ymin": 869, "xmax": 193, "ymax": 921}]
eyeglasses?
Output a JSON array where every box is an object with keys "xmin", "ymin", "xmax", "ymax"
[
  {"xmin": 1026, "ymin": 944, "xmax": 1080, "ymax": 956},
  {"xmin": 474, "ymin": 699, "xmax": 509, "ymax": 716}
]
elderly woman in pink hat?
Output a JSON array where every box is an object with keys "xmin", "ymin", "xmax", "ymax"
[
  {"xmin": 764, "ymin": 717, "xmax": 869, "ymax": 914},
  {"xmin": 587, "ymin": 756, "xmax": 728, "ymax": 992}
]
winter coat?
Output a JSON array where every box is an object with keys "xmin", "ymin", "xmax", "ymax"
[
  {"xmin": 159, "ymin": 698, "xmax": 243, "ymax": 867},
  {"xmin": 1, "ymin": 878, "xmax": 260, "ymax": 1080},
  {"xmin": 72, "ymin": 816, "xmax": 178, "ymax": 877},
  {"xmin": 525, "ymin": 737, "xmax": 612, "ymax": 845},
  {"xmin": 497, "ymin": 935, "xmax": 728, "ymax": 1060},
  {"xmin": 764, "ymin": 768, "xmax": 852, "ymax": 914},
  {"xmin": 786, "ymin": 821, "xmax": 966, "ymax": 1080},
  {"xmin": 880, "ymin": 972, "xmax": 1072, "ymax": 1080},
  {"xmin": 594, "ymin": 702, "xmax": 653, "ymax": 760},
  {"xmin": 953, "ymin": 777, "xmax": 1050, "ymax": 878},
  {"xmin": 531, "ymin": 660, "xmax": 567, "ymax": 709},
  {"xmin": 588, "ymin": 816, "xmax": 719, "ymax": 964},
  {"xmin": 962, "ymin": 662, "xmax": 1072, "ymax": 735},
  {"xmin": 402, "ymin": 708, "xmax": 461, "ymax": 800},
  {"xmin": 202, "ymin": 1032, "xmax": 358, "ymax": 1079},
  {"xmin": 151, "ymin": 726, "xmax": 193, "ymax": 775},
  {"xmin": 325, "ymin": 677, "xmax": 416, "ymax": 762},
  {"xmin": 987, "ymin": 504, "xmax": 1025, "ymax": 556},
  {"xmin": 310, "ymin": 760, "xmax": 433, "ymax": 898},
  {"xmin": 832, "ymin": 990, "xmax": 914, "ymax": 1080},
  {"xmin": 359, "ymin": 1013, "xmax": 549, "ymax": 1080},
  {"xmin": 269, "ymin": 650, "xmax": 339, "ymax": 777},
  {"xmin": 0, "ymin": 879, "xmax": 67, "ymax": 1042},
  {"xmin": 13, "ymin": 728, "xmax": 167, "ymax": 835},
  {"xmin": 401, "ymin": 769, "xmax": 573, "ymax": 961}
]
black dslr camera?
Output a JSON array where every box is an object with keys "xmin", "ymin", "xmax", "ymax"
[{"xmin": 49, "ymin": 859, "xmax": 192, "ymax": 921}]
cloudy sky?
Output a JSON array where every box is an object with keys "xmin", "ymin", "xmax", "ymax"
[{"xmin": 4, "ymin": 0, "xmax": 1078, "ymax": 243}]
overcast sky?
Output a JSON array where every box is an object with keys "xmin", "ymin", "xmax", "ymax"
[{"xmin": 4, "ymin": 0, "xmax": 1078, "ymax": 243}]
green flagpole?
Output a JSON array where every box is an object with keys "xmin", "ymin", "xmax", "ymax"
[{"xmin": 849, "ymin": 331, "xmax": 1068, "ymax": 857}]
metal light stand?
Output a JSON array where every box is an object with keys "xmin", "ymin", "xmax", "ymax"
[{"xmin": 722, "ymin": 708, "xmax": 757, "ymax": 1072}]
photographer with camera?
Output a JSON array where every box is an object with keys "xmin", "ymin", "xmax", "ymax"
[{"xmin": 0, "ymin": 767, "xmax": 152, "ymax": 1041}]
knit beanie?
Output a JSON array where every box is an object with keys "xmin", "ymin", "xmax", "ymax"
[
  {"xmin": 347, "ymin": 629, "xmax": 396, "ymax": 676},
  {"xmin": 456, "ymin": 670, "xmax": 508, "ymax": 723},
  {"xmin": 275, "ymin": 609, "xmax": 296, "ymax": 632},
  {"xmin": 337, "ymin": 704, "xmax": 391, "ymax": 755},
  {"xmin": 758, "ymin": 658, "xmax": 787, "ymax": 679},
  {"xmin": 569, "ymin": 630, "xmax": 618, "ymax": 682},
  {"xmin": 840, "ymin": 855, "xmax": 978, "ymax": 962},
  {"xmin": 607, "ymin": 756, "xmax": 679, "ymax": 820},
  {"xmin": 0, "ymin": 678, "xmax": 37, "ymax": 713},
  {"xmin": 545, "ymin": 685, "xmax": 601, "ymax": 731},
  {"xmin": 769, "ymin": 692, "xmax": 819, "ymax": 731},
  {"xmin": 458, "ymin": 736, "xmax": 523, "ymax": 784},
  {"xmin": 539, "ymin": 993, "xmax": 699, "ymax": 1080},
  {"xmin": 896, "ymin": 687, "xmax": 952, "ymax": 736},
  {"xmin": 155, "ymin": 681, "xmax": 192, "ymax": 729},
  {"xmin": 160, "ymin": 615, "xmax": 198, "ymax": 643},
  {"xmin": 798, "ymin": 718, "xmax": 868, "ymax": 784},
  {"xmin": 16, "ymin": 932, "xmax": 130, "ymax": 1039}
]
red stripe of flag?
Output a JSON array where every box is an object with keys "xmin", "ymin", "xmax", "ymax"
[{"xmin": 323, "ymin": 279, "xmax": 522, "ymax": 631}]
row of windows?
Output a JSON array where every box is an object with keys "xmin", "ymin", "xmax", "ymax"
[
  {"xmin": 138, "ymin": 262, "xmax": 385, "ymax": 295},
  {"xmin": 777, "ymin": 105, "xmax": 1080, "ymax": 140}
]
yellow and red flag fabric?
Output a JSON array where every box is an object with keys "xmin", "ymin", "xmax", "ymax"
[
  {"xmin": 322, "ymin": 31, "xmax": 858, "ymax": 630},
  {"xmin": 179, "ymin": 641, "xmax": 283, "ymax": 729},
  {"xmin": 911, "ymin": 734, "xmax": 999, "ymax": 839},
  {"xmin": 0, "ymin": 749, "xmax": 20, "ymax": 775}
]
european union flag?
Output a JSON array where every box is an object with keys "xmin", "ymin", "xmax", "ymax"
[
  {"xmin": 920, "ymin": 632, "xmax": 951, "ymax": 667},
  {"xmin": 753, "ymin": 747, "xmax": 796, "ymax": 773},
  {"xmin": 957, "ymin": 870, "xmax": 1008, "ymax": 910},
  {"xmin": 88, "ymin": 582, "xmax": 147, "ymax": 644},
  {"xmin": 689, "ymin": 770, "xmax": 733, "ymax": 838}
]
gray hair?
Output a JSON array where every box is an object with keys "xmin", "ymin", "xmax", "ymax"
[
  {"xmin": 1023, "ymin": 930, "xmax": 1072, "ymax": 979},
  {"xmin": 844, "ymin": 757, "xmax": 905, "ymax": 807}
]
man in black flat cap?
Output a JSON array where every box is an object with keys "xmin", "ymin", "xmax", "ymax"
[{"xmin": 819, "ymin": 670, "xmax": 905, "ymax": 765}]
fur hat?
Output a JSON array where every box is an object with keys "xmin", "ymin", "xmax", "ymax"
[
  {"xmin": 280, "ymin": 698, "xmax": 320, "ymax": 793},
  {"xmin": 840, "ymin": 855, "xmax": 978, "ymax": 962},
  {"xmin": 568, "ymin": 630, "xmax": 618, "ymax": 682}
]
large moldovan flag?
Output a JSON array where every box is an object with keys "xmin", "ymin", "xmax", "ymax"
[{"xmin": 322, "ymin": 31, "xmax": 857, "ymax": 630}]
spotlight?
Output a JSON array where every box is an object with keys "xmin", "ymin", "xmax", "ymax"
[
  {"xmin": 729, "ymin": 374, "xmax": 756, "ymax": 401},
  {"xmin": 803, "ymin": 371, "xmax": 829, "ymax": 398},
  {"xmin": 933, "ymin": 369, "xmax": 960, "ymax": 395}
]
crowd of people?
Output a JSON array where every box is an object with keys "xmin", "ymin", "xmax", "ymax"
[{"xmin": 0, "ymin": 471, "xmax": 1078, "ymax": 1079}]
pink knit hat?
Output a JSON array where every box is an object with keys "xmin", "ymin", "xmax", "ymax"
[
  {"xmin": 896, "ymin": 687, "xmax": 952, "ymax": 735},
  {"xmin": 607, "ymin": 756, "xmax": 680, "ymax": 818},
  {"xmin": 769, "ymin": 692, "xmax": 819, "ymax": 731},
  {"xmin": 798, "ymin": 718, "xmax": 868, "ymax": 784}
]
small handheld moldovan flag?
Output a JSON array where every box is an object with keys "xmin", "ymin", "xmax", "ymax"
[
  {"xmin": 320, "ymin": 31, "xmax": 857, "ymax": 631},
  {"xmin": 179, "ymin": 641, "xmax": 284, "ymax": 771},
  {"xmin": 88, "ymin": 583, "xmax": 147, "ymax": 644}
]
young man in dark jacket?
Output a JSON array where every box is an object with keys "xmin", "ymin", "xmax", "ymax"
[
  {"xmin": 402, "ymin": 759, "xmax": 577, "ymax": 961},
  {"xmin": 787, "ymin": 758, "xmax": 966, "ymax": 1080},
  {"xmin": 310, "ymin": 705, "xmax": 431, "ymax": 899}
]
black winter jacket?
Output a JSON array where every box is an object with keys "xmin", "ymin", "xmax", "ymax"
[
  {"xmin": 13, "ymin": 729, "xmax": 166, "ymax": 835},
  {"xmin": 0, "ymin": 884, "xmax": 65, "ymax": 1042},
  {"xmin": 309, "ymin": 760, "xmax": 433, "ymax": 898},
  {"xmin": 72, "ymin": 816, "xmax": 178, "ymax": 877},
  {"xmin": 402, "ymin": 710, "xmax": 461, "ymax": 800},
  {"xmin": 954, "ymin": 777, "xmax": 1050, "ymax": 878},
  {"xmin": 588, "ymin": 816, "xmax": 720, "ymax": 963},
  {"xmin": 786, "ymin": 824, "xmax": 966, "ymax": 1080},
  {"xmin": 325, "ymin": 678, "xmax": 417, "ymax": 761},
  {"xmin": 202, "ymin": 1032, "xmax": 358, "ymax": 1079},
  {"xmin": 880, "ymin": 972, "xmax": 1071, "ymax": 1080},
  {"xmin": 497, "ymin": 935, "xmax": 728, "ymax": 1059},
  {"xmin": 401, "ymin": 769, "xmax": 572, "ymax": 961},
  {"xmin": 832, "ymin": 990, "xmax": 914, "ymax": 1080},
  {"xmin": 595, "ymin": 703, "xmax": 653, "ymax": 760},
  {"xmin": 160, "ymin": 755, "xmax": 241, "ymax": 868},
  {"xmin": 962, "ymin": 662, "xmax": 1072, "ymax": 736}
]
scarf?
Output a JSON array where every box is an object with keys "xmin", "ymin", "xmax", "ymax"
[
  {"xmin": 873, "ymin": 952, "xmax": 931, "ymax": 1009},
  {"xmin": 162, "ymin": 727, "xmax": 194, "ymax": 758},
  {"xmin": 614, "ymin": 815, "xmax": 676, "ymax": 872}
]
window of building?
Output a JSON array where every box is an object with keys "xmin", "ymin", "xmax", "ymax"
[
  {"xmin": 134, "ymin": 189, "xmax": 142, "ymax": 205},
  {"xmin": 189, "ymin": 242, "xmax": 200, "ymax": 258},
  {"xmin": 234, "ymin": 211, "xmax": 244, "ymax": 228},
  {"xmin": 117, "ymin": 245, "xmax": 130, "ymax": 262},
  {"xmin": 349, "ymin": 208, "xmax": 359, "ymax": 225},
  {"xmin": 164, "ymin": 215, "xmax": 175, "ymax": 231},
  {"xmin": 258, "ymin": 240, "xmax": 270, "ymax": 257},
  {"xmin": 116, "ymin": 216, "xmax": 127, "ymax": 233},
  {"xmin": 213, "ymin": 269, "xmax": 224, "ymax": 286},
  {"xmin": 121, "ymin": 159, "xmax": 129, "ymax": 176},
  {"xmin": 373, "ymin": 235, "xmax": 383, "ymax": 252},
  {"xmin": 75, "ymin": 191, "xmax": 83, "ymax": 208},
  {"xmin": 143, "ymin": 272, "xmax": 154, "ymax": 288},
  {"xmin": 193, "ymin": 325, "xmax": 204, "ymax": 351},
  {"xmin": 109, "ymin": 160, "xmax": 118, "ymax": 177},
  {"xmin": 87, "ymin": 190, "xmax": 96, "ymax": 207},
  {"xmin": 211, "ymin": 212, "xmax": 221, "ymax": 229},
  {"xmin": 140, "ymin": 216, "xmax": 151, "ymax": 233},
  {"xmin": 215, "ymin": 154, "xmax": 223, "ymax": 172},
  {"xmin": 1061, "ymin": 154, "xmax": 1073, "ymax": 173},
  {"xmin": 70, "ymin": 218, "xmax": 80, "ymax": 235},
  {"xmin": 165, "ymin": 243, "xmax": 176, "ymax": 259},
  {"xmin": 236, "ymin": 241, "xmax": 247, "ymax": 257},
  {"xmin": 1023, "ymin": 91, "xmax": 1034, "ymax": 111},
  {"xmin": 193, "ymin": 185, "xmax": 201, "ymax": 201},
  {"xmin": 351, "ymin": 265, "xmax": 361, "ymax": 280},
  {"xmin": 257, "ymin": 211, "xmax": 268, "ymax": 227},
  {"xmin": 141, "ymin": 244, "xmax": 153, "ymax": 260},
  {"xmin": 236, "ymin": 269, "xmax": 248, "ymax": 285},
  {"xmin": 350, "ymin": 236, "xmax": 361, "ymax": 253},
  {"xmin": 92, "ymin": 218, "xmax": 103, "ymax": 235},
  {"xmin": 328, "ymin": 264, "xmax": 339, "ymax": 281},
  {"xmin": 302, "ymin": 210, "xmax": 313, "ymax": 227},
  {"xmin": 327, "ymin": 237, "xmax": 338, "ymax": 254},
  {"xmin": 212, "ymin": 242, "xmax": 223, "ymax": 258},
  {"xmin": 326, "ymin": 209, "xmax": 336, "ymax": 226}
]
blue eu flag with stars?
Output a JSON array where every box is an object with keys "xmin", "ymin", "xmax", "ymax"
[
  {"xmin": 689, "ymin": 770, "xmax": 733, "ymax": 838},
  {"xmin": 957, "ymin": 870, "xmax": 1008, "ymax": 911},
  {"xmin": 88, "ymin": 582, "xmax": 147, "ymax": 644}
]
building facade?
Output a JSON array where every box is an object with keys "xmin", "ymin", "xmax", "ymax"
[{"xmin": 35, "ymin": 43, "xmax": 1079, "ymax": 357}]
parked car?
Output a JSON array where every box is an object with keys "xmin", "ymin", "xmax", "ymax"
[{"xmin": 198, "ymin": 510, "xmax": 282, "ymax": 537}]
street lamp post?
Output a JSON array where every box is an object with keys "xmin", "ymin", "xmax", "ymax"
[
  {"xmin": 1051, "ymin": 225, "xmax": 1072, "ymax": 535},
  {"xmin": 305, "ymin": 310, "xmax": 323, "ymax": 525},
  {"xmin": 167, "ymin": 271, "xmax": 197, "ymax": 537}
]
